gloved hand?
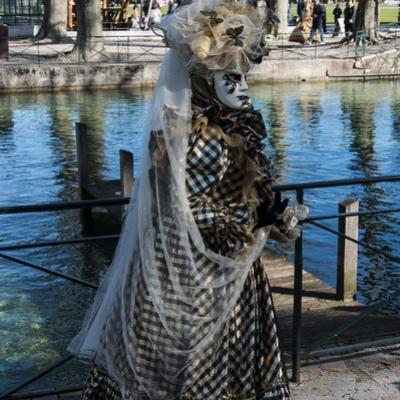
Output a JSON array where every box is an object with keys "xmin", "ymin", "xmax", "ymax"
[{"xmin": 254, "ymin": 191, "xmax": 289, "ymax": 231}]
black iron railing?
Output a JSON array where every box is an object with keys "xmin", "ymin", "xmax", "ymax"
[
  {"xmin": 0, "ymin": 26, "xmax": 399, "ymax": 67},
  {"xmin": 1, "ymin": 175, "xmax": 400, "ymax": 398}
]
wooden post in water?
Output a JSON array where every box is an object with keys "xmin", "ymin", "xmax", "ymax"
[
  {"xmin": 336, "ymin": 198, "xmax": 359, "ymax": 301},
  {"xmin": 75, "ymin": 122, "xmax": 93, "ymax": 225},
  {"xmin": 120, "ymin": 149, "xmax": 134, "ymax": 213}
]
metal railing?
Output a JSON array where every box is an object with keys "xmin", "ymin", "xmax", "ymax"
[
  {"xmin": 1, "ymin": 175, "xmax": 400, "ymax": 398},
  {"xmin": 265, "ymin": 27, "xmax": 400, "ymax": 61},
  {"xmin": 0, "ymin": 25, "xmax": 399, "ymax": 66},
  {"xmin": 277, "ymin": 175, "xmax": 400, "ymax": 382},
  {"xmin": 0, "ymin": 34, "xmax": 167, "ymax": 65}
]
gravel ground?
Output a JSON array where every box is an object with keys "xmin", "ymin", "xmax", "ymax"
[{"xmin": 291, "ymin": 346, "xmax": 400, "ymax": 399}]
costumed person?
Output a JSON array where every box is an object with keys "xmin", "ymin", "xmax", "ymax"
[
  {"xmin": 332, "ymin": 3, "xmax": 343, "ymax": 38},
  {"xmin": 149, "ymin": 3, "xmax": 162, "ymax": 26},
  {"xmin": 309, "ymin": 0, "xmax": 325, "ymax": 45},
  {"xmin": 69, "ymin": 1, "xmax": 302, "ymax": 398},
  {"xmin": 344, "ymin": 1, "xmax": 354, "ymax": 38}
]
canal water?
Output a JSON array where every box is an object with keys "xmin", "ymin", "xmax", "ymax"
[{"xmin": 0, "ymin": 81, "xmax": 399, "ymax": 392}]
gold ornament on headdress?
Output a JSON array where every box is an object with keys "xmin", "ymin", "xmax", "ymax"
[{"xmin": 191, "ymin": 35, "xmax": 212, "ymax": 60}]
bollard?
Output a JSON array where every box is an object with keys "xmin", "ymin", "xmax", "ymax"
[
  {"xmin": 119, "ymin": 150, "xmax": 134, "ymax": 213},
  {"xmin": 336, "ymin": 198, "xmax": 359, "ymax": 301},
  {"xmin": 75, "ymin": 123, "xmax": 93, "ymax": 226},
  {"xmin": 0, "ymin": 25, "xmax": 9, "ymax": 60}
]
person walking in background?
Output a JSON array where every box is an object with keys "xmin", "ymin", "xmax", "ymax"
[
  {"xmin": 168, "ymin": 0, "xmax": 178, "ymax": 14},
  {"xmin": 149, "ymin": 2, "xmax": 162, "ymax": 26},
  {"xmin": 297, "ymin": 0, "xmax": 305, "ymax": 21},
  {"xmin": 344, "ymin": 1, "xmax": 354, "ymax": 38},
  {"xmin": 321, "ymin": 2, "xmax": 327, "ymax": 33},
  {"xmin": 309, "ymin": 0, "xmax": 325, "ymax": 44},
  {"xmin": 332, "ymin": 2, "xmax": 343, "ymax": 37},
  {"xmin": 129, "ymin": 4, "xmax": 140, "ymax": 29}
]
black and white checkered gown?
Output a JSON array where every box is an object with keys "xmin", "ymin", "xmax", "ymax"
[{"xmin": 81, "ymin": 128, "xmax": 291, "ymax": 400}]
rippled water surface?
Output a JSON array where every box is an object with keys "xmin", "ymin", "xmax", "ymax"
[{"xmin": 0, "ymin": 81, "xmax": 399, "ymax": 393}]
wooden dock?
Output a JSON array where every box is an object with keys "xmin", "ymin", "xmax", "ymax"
[
  {"xmin": 75, "ymin": 122, "xmax": 134, "ymax": 224},
  {"xmin": 263, "ymin": 251, "xmax": 400, "ymax": 353}
]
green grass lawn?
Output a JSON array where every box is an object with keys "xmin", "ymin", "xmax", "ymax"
[{"xmin": 291, "ymin": 4, "xmax": 399, "ymax": 24}]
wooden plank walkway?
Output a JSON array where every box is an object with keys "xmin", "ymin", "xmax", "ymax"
[{"xmin": 263, "ymin": 251, "xmax": 400, "ymax": 352}]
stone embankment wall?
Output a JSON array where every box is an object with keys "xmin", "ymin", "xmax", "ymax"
[
  {"xmin": 0, "ymin": 63, "xmax": 160, "ymax": 92},
  {"xmin": 0, "ymin": 50, "xmax": 398, "ymax": 92},
  {"xmin": 354, "ymin": 49, "xmax": 400, "ymax": 73}
]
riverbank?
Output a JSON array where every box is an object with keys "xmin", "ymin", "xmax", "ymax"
[
  {"xmin": 0, "ymin": 58, "xmax": 356, "ymax": 92},
  {"xmin": 0, "ymin": 35, "xmax": 399, "ymax": 91}
]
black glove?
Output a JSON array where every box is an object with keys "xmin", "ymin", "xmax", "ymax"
[{"xmin": 254, "ymin": 191, "xmax": 289, "ymax": 230}]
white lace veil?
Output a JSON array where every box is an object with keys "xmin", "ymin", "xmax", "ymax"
[{"xmin": 68, "ymin": 1, "xmax": 269, "ymax": 398}]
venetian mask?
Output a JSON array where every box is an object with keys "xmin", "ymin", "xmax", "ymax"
[{"xmin": 213, "ymin": 71, "xmax": 252, "ymax": 110}]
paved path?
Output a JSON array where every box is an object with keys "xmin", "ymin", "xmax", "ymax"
[
  {"xmin": 2, "ymin": 30, "xmax": 398, "ymax": 66},
  {"xmin": 291, "ymin": 346, "xmax": 400, "ymax": 399},
  {"xmin": 24, "ymin": 350, "xmax": 400, "ymax": 400}
]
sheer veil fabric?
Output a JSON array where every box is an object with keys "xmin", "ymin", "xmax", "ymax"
[{"xmin": 68, "ymin": 2, "xmax": 270, "ymax": 398}]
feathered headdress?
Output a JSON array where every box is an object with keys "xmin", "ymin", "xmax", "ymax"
[{"xmin": 154, "ymin": 0, "xmax": 265, "ymax": 74}]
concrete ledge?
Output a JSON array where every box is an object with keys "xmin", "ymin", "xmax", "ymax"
[
  {"xmin": 250, "ymin": 58, "xmax": 355, "ymax": 82},
  {"xmin": 0, "ymin": 58, "xmax": 361, "ymax": 92},
  {"xmin": 354, "ymin": 49, "xmax": 400, "ymax": 72},
  {"xmin": 0, "ymin": 62, "xmax": 162, "ymax": 92}
]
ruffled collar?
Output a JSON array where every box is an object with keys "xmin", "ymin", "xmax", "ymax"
[{"xmin": 193, "ymin": 105, "xmax": 273, "ymax": 181}]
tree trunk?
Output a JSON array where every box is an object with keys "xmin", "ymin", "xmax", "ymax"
[
  {"xmin": 289, "ymin": 0, "xmax": 313, "ymax": 43},
  {"xmin": 72, "ymin": 0, "xmax": 104, "ymax": 61},
  {"xmin": 37, "ymin": 0, "xmax": 68, "ymax": 41},
  {"xmin": 273, "ymin": 0, "xmax": 289, "ymax": 34},
  {"xmin": 354, "ymin": 0, "xmax": 379, "ymax": 43}
]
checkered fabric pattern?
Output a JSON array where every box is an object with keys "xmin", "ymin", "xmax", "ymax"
[
  {"xmin": 81, "ymin": 127, "xmax": 291, "ymax": 400},
  {"xmin": 186, "ymin": 131, "xmax": 230, "ymax": 197}
]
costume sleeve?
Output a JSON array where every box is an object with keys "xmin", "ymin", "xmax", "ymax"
[
  {"xmin": 190, "ymin": 201, "xmax": 253, "ymax": 250},
  {"xmin": 186, "ymin": 129, "xmax": 254, "ymax": 249},
  {"xmin": 186, "ymin": 130, "xmax": 229, "ymax": 198}
]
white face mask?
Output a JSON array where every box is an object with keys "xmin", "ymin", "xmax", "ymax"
[{"xmin": 213, "ymin": 71, "xmax": 251, "ymax": 110}]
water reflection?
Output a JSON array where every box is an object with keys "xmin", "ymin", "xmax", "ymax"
[
  {"xmin": 0, "ymin": 95, "xmax": 15, "ymax": 154},
  {"xmin": 341, "ymin": 84, "xmax": 400, "ymax": 311},
  {"xmin": 0, "ymin": 88, "xmax": 151, "ymax": 393},
  {"xmin": 342, "ymin": 86, "xmax": 378, "ymax": 174},
  {"xmin": 266, "ymin": 95, "xmax": 287, "ymax": 179},
  {"xmin": 392, "ymin": 95, "xmax": 400, "ymax": 143},
  {"xmin": 47, "ymin": 92, "xmax": 77, "ymax": 193}
]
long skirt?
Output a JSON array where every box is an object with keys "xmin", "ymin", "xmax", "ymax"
[{"xmin": 80, "ymin": 258, "xmax": 291, "ymax": 400}]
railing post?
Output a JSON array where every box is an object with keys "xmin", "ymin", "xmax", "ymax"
[
  {"xmin": 117, "ymin": 37, "xmax": 120, "ymax": 63},
  {"xmin": 0, "ymin": 25, "xmax": 9, "ymax": 61},
  {"xmin": 37, "ymin": 38, "xmax": 40, "ymax": 66},
  {"xmin": 119, "ymin": 149, "xmax": 134, "ymax": 214},
  {"xmin": 337, "ymin": 198, "xmax": 359, "ymax": 301},
  {"xmin": 75, "ymin": 122, "xmax": 93, "ymax": 226},
  {"xmin": 292, "ymin": 188, "xmax": 304, "ymax": 383},
  {"xmin": 127, "ymin": 35, "xmax": 130, "ymax": 63}
]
